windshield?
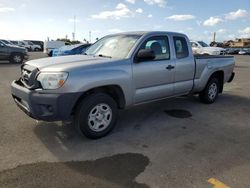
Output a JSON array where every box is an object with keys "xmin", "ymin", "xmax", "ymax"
[
  {"xmin": 198, "ymin": 41, "xmax": 209, "ymax": 47},
  {"xmin": 85, "ymin": 34, "xmax": 141, "ymax": 59}
]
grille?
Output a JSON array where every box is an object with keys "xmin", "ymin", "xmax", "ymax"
[{"xmin": 20, "ymin": 64, "xmax": 40, "ymax": 89}]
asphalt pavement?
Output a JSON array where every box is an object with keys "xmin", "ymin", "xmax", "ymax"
[{"xmin": 0, "ymin": 53, "xmax": 250, "ymax": 188}]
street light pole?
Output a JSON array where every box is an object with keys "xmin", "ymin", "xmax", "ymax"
[{"xmin": 73, "ymin": 15, "xmax": 76, "ymax": 41}]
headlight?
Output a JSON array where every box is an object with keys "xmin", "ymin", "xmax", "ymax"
[{"xmin": 37, "ymin": 72, "xmax": 68, "ymax": 89}]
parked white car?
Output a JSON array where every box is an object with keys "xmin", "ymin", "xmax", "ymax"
[
  {"xmin": 44, "ymin": 41, "xmax": 66, "ymax": 56},
  {"xmin": 191, "ymin": 41, "xmax": 226, "ymax": 55},
  {"xmin": 23, "ymin": 41, "xmax": 41, "ymax": 51}
]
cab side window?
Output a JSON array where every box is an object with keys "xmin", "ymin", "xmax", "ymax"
[
  {"xmin": 174, "ymin": 36, "xmax": 189, "ymax": 59},
  {"xmin": 140, "ymin": 36, "xmax": 170, "ymax": 61}
]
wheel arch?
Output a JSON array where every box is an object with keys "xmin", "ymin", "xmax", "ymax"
[
  {"xmin": 72, "ymin": 85, "xmax": 126, "ymax": 115},
  {"xmin": 208, "ymin": 70, "xmax": 224, "ymax": 93}
]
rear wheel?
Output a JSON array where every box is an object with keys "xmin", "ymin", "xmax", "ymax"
[
  {"xmin": 10, "ymin": 53, "xmax": 24, "ymax": 64},
  {"xmin": 199, "ymin": 77, "xmax": 220, "ymax": 104},
  {"xmin": 74, "ymin": 93, "xmax": 118, "ymax": 139}
]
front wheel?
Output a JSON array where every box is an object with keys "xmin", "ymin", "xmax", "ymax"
[
  {"xmin": 199, "ymin": 78, "xmax": 220, "ymax": 104},
  {"xmin": 10, "ymin": 53, "xmax": 24, "ymax": 64},
  {"xmin": 74, "ymin": 93, "xmax": 118, "ymax": 139}
]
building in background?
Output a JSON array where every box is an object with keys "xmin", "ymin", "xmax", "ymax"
[{"xmin": 223, "ymin": 38, "xmax": 250, "ymax": 48}]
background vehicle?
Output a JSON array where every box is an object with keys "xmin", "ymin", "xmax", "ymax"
[
  {"xmin": 226, "ymin": 48, "xmax": 240, "ymax": 55},
  {"xmin": 238, "ymin": 48, "xmax": 250, "ymax": 55},
  {"xmin": 0, "ymin": 39, "xmax": 14, "ymax": 45},
  {"xmin": 11, "ymin": 31, "xmax": 235, "ymax": 139},
  {"xmin": 191, "ymin": 41, "xmax": 226, "ymax": 55},
  {"xmin": 52, "ymin": 43, "xmax": 91, "ymax": 57},
  {"xmin": 10, "ymin": 40, "xmax": 19, "ymax": 46},
  {"xmin": 22, "ymin": 41, "xmax": 41, "ymax": 51},
  {"xmin": 25, "ymin": 40, "xmax": 44, "ymax": 51},
  {"xmin": 0, "ymin": 40, "xmax": 28, "ymax": 63},
  {"xmin": 9, "ymin": 41, "xmax": 31, "ymax": 51},
  {"xmin": 44, "ymin": 41, "xmax": 65, "ymax": 56}
]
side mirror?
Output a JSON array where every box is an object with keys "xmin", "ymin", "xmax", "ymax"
[
  {"xmin": 0, "ymin": 43, "xmax": 5, "ymax": 47},
  {"xmin": 136, "ymin": 49, "xmax": 155, "ymax": 62}
]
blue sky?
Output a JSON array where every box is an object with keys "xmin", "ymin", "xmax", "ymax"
[{"xmin": 0, "ymin": 0, "xmax": 249, "ymax": 43}]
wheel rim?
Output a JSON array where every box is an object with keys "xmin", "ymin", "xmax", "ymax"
[
  {"xmin": 88, "ymin": 103, "xmax": 112, "ymax": 132},
  {"xmin": 208, "ymin": 83, "xmax": 218, "ymax": 100},
  {"xmin": 13, "ymin": 55, "xmax": 22, "ymax": 63}
]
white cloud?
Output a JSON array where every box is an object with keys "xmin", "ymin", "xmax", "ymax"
[
  {"xmin": 227, "ymin": 34, "xmax": 236, "ymax": 39},
  {"xmin": 148, "ymin": 14, "xmax": 153, "ymax": 18},
  {"xmin": 144, "ymin": 0, "xmax": 166, "ymax": 8},
  {"xmin": 136, "ymin": 8, "xmax": 143, "ymax": 13},
  {"xmin": 91, "ymin": 3, "xmax": 133, "ymax": 19},
  {"xmin": 116, "ymin": 3, "xmax": 127, "ymax": 9},
  {"xmin": 68, "ymin": 18, "xmax": 80, "ymax": 23},
  {"xmin": 238, "ymin": 27, "xmax": 250, "ymax": 38},
  {"xmin": 225, "ymin": 9, "xmax": 248, "ymax": 20},
  {"xmin": 125, "ymin": 0, "xmax": 136, "ymax": 4},
  {"xmin": 217, "ymin": 29, "xmax": 227, "ymax": 34},
  {"xmin": 203, "ymin": 17, "xmax": 223, "ymax": 26},
  {"xmin": 0, "ymin": 7, "xmax": 15, "ymax": 13},
  {"xmin": 166, "ymin": 14, "xmax": 195, "ymax": 21},
  {"xmin": 109, "ymin": 28, "xmax": 124, "ymax": 33}
]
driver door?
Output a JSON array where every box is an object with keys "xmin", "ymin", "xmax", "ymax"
[{"xmin": 133, "ymin": 36, "xmax": 175, "ymax": 104}]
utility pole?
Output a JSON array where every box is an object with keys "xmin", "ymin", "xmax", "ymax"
[
  {"xmin": 73, "ymin": 15, "xmax": 76, "ymax": 41},
  {"xmin": 213, "ymin": 32, "xmax": 216, "ymax": 42}
]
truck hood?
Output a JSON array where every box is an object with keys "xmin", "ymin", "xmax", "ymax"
[{"xmin": 25, "ymin": 55, "xmax": 113, "ymax": 70}]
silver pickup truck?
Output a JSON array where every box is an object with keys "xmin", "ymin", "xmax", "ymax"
[{"xmin": 11, "ymin": 31, "xmax": 235, "ymax": 139}]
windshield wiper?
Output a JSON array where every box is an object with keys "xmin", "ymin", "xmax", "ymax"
[{"xmin": 97, "ymin": 54, "xmax": 112, "ymax": 58}]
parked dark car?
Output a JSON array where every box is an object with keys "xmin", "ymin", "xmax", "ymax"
[
  {"xmin": 0, "ymin": 40, "xmax": 29, "ymax": 63},
  {"xmin": 10, "ymin": 40, "xmax": 19, "ymax": 46},
  {"xmin": 227, "ymin": 48, "xmax": 240, "ymax": 55},
  {"xmin": 52, "ymin": 43, "xmax": 91, "ymax": 57}
]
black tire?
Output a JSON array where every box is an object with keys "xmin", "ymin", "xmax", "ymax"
[
  {"xmin": 199, "ymin": 77, "xmax": 220, "ymax": 104},
  {"xmin": 74, "ymin": 93, "xmax": 118, "ymax": 139},
  {"xmin": 10, "ymin": 53, "xmax": 24, "ymax": 64},
  {"xmin": 34, "ymin": 48, "xmax": 39, "ymax": 51},
  {"xmin": 48, "ymin": 51, "xmax": 53, "ymax": 57}
]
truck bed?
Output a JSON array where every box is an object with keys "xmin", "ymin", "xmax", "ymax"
[
  {"xmin": 194, "ymin": 54, "xmax": 234, "ymax": 59},
  {"xmin": 193, "ymin": 54, "xmax": 235, "ymax": 93}
]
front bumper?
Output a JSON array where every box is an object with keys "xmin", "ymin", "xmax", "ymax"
[{"xmin": 11, "ymin": 80, "xmax": 81, "ymax": 121}]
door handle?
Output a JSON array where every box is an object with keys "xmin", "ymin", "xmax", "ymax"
[{"xmin": 166, "ymin": 65, "xmax": 175, "ymax": 70}]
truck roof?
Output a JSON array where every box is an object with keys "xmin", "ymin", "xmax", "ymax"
[{"xmin": 108, "ymin": 31, "xmax": 187, "ymax": 37}]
